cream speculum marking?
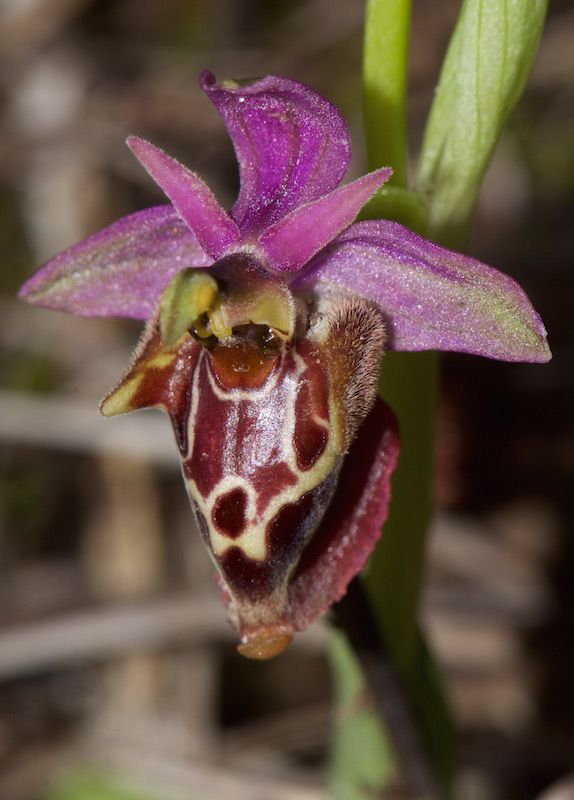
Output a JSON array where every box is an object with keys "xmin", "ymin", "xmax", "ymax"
[{"xmin": 100, "ymin": 252, "xmax": 386, "ymax": 658}]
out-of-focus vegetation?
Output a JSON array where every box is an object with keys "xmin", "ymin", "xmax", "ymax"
[{"xmin": 46, "ymin": 772, "xmax": 153, "ymax": 800}]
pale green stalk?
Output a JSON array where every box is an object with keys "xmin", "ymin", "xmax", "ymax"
[
  {"xmin": 363, "ymin": 0, "xmax": 411, "ymax": 187},
  {"xmin": 364, "ymin": 6, "xmax": 440, "ymax": 673},
  {"xmin": 363, "ymin": 2, "xmax": 455, "ymax": 793},
  {"xmin": 331, "ymin": 1, "xmax": 450, "ymax": 797}
]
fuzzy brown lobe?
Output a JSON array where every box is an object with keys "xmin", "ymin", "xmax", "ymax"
[{"xmin": 308, "ymin": 294, "xmax": 386, "ymax": 447}]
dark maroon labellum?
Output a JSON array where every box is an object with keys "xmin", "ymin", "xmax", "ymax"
[{"xmin": 100, "ymin": 265, "xmax": 395, "ymax": 659}]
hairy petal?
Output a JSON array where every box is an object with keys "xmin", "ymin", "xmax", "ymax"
[
  {"xmin": 258, "ymin": 168, "xmax": 392, "ymax": 273},
  {"xmin": 297, "ymin": 220, "xmax": 551, "ymax": 363},
  {"xmin": 200, "ymin": 70, "xmax": 351, "ymax": 235},
  {"xmin": 19, "ymin": 206, "xmax": 212, "ymax": 319},
  {"xmin": 127, "ymin": 136, "xmax": 241, "ymax": 259}
]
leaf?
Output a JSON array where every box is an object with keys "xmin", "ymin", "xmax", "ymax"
[
  {"xmin": 44, "ymin": 770, "xmax": 155, "ymax": 800},
  {"xmin": 416, "ymin": 0, "xmax": 547, "ymax": 245},
  {"xmin": 328, "ymin": 631, "xmax": 394, "ymax": 799}
]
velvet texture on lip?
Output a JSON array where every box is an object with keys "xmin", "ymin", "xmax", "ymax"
[{"xmin": 19, "ymin": 71, "xmax": 550, "ymax": 658}]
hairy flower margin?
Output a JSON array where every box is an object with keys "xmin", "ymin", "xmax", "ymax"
[{"xmin": 20, "ymin": 71, "xmax": 550, "ymax": 659}]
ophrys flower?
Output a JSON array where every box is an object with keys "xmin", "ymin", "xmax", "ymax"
[{"xmin": 19, "ymin": 71, "xmax": 550, "ymax": 658}]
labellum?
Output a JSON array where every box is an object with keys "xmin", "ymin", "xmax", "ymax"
[{"xmin": 101, "ymin": 254, "xmax": 394, "ymax": 658}]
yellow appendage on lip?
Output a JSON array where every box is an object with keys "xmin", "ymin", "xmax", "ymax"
[{"xmin": 237, "ymin": 632, "xmax": 293, "ymax": 660}]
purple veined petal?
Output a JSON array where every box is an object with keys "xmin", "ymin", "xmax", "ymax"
[
  {"xmin": 127, "ymin": 136, "xmax": 241, "ymax": 260},
  {"xmin": 296, "ymin": 220, "xmax": 551, "ymax": 363},
  {"xmin": 258, "ymin": 168, "xmax": 392, "ymax": 273},
  {"xmin": 19, "ymin": 205, "xmax": 213, "ymax": 319},
  {"xmin": 200, "ymin": 70, "xmax": 351, "ymax": 236}
]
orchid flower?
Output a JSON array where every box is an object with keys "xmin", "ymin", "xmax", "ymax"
[{"xmin": 19, "ymin": 71, "xmax": 550, "ymax": 659}]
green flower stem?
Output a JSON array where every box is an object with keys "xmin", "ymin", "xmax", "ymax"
[
  {"xmin": 363, "ymin": 0, "xmax": 440, "ymax": 681},
  {"xmin": 363, "ymin": 0, "xmax": 444, "ymax": 726},
  {"xmin": 366, "ymin": 351, "xmax": 437, "ymax": 669},
  {"xmin": 333, "ymin": 1, "xmax": 548, "ymax": 797},
  {"xmin": 330, "ymin": 1, "xmax": 454, "ymax": 798},
  {"xmin": 363, "ymin": 0, "xmax": 411, "ymax": 187}
]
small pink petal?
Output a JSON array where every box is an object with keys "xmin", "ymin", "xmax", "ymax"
[
  {"xmin": 258, "ymin": 168, "xmax": 392, "ymax": 273},
  {"xmin": 19, "ymin": 206, "xmax": 212, "ymax": 319},
  {"xmin": 127, "ymin": 136, "xmax": 241, "ymax": 259}
]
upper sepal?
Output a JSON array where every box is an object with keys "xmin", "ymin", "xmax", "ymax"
[
  {"xmin": 297, "ymin": 219, "xmax": 551, "ymax": 363},
  {"xmin": 200, "ymin": 71, "xmax": 351, "ymax": 236}
]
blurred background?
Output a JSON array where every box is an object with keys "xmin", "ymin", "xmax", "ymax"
[{"xmin": 0, "ymin": 1, "xmax": 572, "ymax": 798}]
